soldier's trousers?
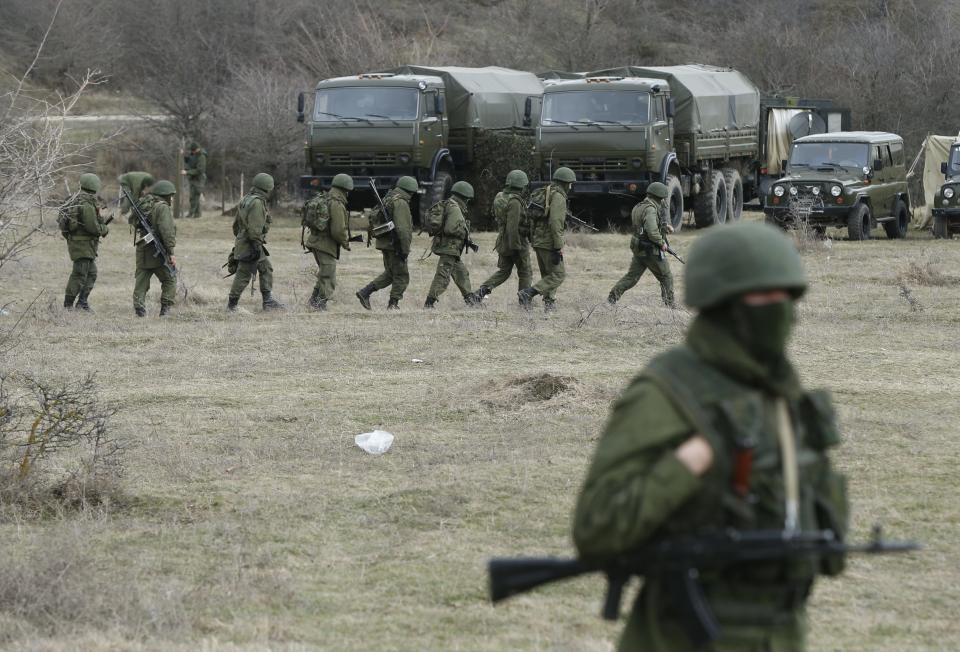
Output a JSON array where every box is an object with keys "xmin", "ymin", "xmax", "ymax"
[
  {"xmin": 134, "ymin": 264, "xmax": 176, "ymax": 310},
  {"xmin": 188, "ymin": 181, "xmax": 204, "ymax": 217},
  {"xmin": 481, "ymin": 248, "xmax": 532, "ymax": 292},
  {"xmin": 533, "ymin": 247, "xmax": 566, "ymax": 304},
  {"xmin": 65, "ymin": 258, "xmax": 97, "ymax": 297},
  {"xmin": 229, "ymin": 258, "xmax": 274, "ymax": 298},
  {"xmin": 428, "ymin": 253, "xmax": 471, "ymax": 300},
  {"xmin": 310, "ymin": 249, "xmax": 339, "ymax": 301},
  {"xmin": 371, "ymin": 250, "xmax": 409, "ymax": 301},
  {"xmin": 610, "ymin": 251, "xmax": 674, "ymax": 306}
]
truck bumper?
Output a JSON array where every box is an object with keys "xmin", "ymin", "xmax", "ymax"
[
  {"xmin": 763, "ymin": 204, "xmax": 850, "ymax": 225},
  {"xmin": 932, "ymin": 207, "xmax": 960, "ymax": 219},
  {"xmin": 300, "ymin": 175, "xmax": 403, "ymax": 194},
  {"xmin": 530, "ymin": 179, "xmax": 652, "ymax": 197}
]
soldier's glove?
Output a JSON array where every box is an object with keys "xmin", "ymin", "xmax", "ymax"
[
  {"xmin": 665, "ymin": 224, "xmax": 675, "ymax": 234},
  {"xmin": 551, "ymin": 249, "xmax": 563, "ymax": 265}
]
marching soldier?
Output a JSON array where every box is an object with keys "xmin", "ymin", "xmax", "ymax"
[
  {"xmin": 607, "ymin": 181, "xmax": 675, "ymax": 307},
  {"xmin": 573, "ymin": 222, "xmax": 849, "ymax": 651},
  {"xmin": 303, "ymin": 173, "xmax": 354, "ymax": 311},
  {"xmin": 424, "ymin": 180, "xmax": 477, "ymax": 308},
  {"xmin": 355, "ymin": 176, "xmax": 416, "ymax": 310},
  {"xmin": 61, "ymin": 173, "xmax": 109, "ymax": 311},
  {"xmin": 182, "ymin": 141, "xmax": 207, "ymax": 218},
  {"xmin": 470, "ymin": 170, "xmax": 532, "ymax": 305},
  {"xmin": 518, "ymin": 166, "xmax": 576, "ymax": 312},
  {"xmin": 227, "ymin": 172, "xmax": 285, "ymax": 311},
  {"xmin": 132, "ymin": 180, "xmax": 177, "ymax": 317}
]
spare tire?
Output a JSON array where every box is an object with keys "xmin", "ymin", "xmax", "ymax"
[{"xmin": 694, "ymin": 170, "xmax": 728, "ymax": 228}]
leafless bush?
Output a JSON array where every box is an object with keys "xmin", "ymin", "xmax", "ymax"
[{"xmin": 896, "ymin": 254, "xmax": 957, "ymax": 287}]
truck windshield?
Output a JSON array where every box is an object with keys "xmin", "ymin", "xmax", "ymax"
[
  {"xmin": 542, "ymin": 90, "xmax": 650, "ymax": 125},
  {"xmin": 947, "ymin": 146, "xmax": 960, "ymax": 176},
  {"xmin": 313, "ymin": 87, "xmax": 419, "ymax": 122},
  {"xmin": 789, "ymin": 142, "xmax": 868, "ymax": 171}
]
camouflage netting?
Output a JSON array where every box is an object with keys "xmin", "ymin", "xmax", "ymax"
[{"xmin": 466, "ymin": 130, "xmax": 538, "ymax": 230}]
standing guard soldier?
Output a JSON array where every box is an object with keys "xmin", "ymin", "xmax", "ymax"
[
  {"xmin": 182, "ymin": 142, "xmax": 207, "ymax": 218},
  {"xmin": 60, "ymin": 172, "xmax": 109, "ymax": 311},
  {"xmin": 227, "ymin": 172, "xmax": 285, "ymax": 311},
  {"xmin": 470, "ymin": 169, "xmax": 532, "ymax": 305},
  {"xmin": 355, "ymin": 176, "xmax": 415, "ymax": 310},
  {"xmin": 518, "ymin": 166, "xmax": 575, "ymax": 312},
  {"xmin": 131, "ymin": 180, "xmax": 177, "ymax": 317}
]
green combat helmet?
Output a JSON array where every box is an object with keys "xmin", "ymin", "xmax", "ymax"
[
  {"xmin": 397, "ymin": 176, "xmax": 418, "ymax": 193},
  {"xmin": 451, "ymin": 180, "xmax": 474, "ymax": 200},
  {"xmin": 252, "ymin": 173, "xmax": 275, "ymax": 193},
  {"xmin": 646, "ymin": 181, "xmax": 669, "ymax": 199},
  {"xmin": 332, "ymin": 173, "xmax": 354, "ymax": 191},
  {"xmin": 506, "ymin": 169, "xmax": 529, "ymax": 189},
  {"xmin": 151, "ymin": 180, "xmax": 177, "ymax": 196},
  {"xmin": 553, "ymin": 167, "xmax": 576, "ymax": 183},
  {"xmin": 79, "ymin": 173, "xmax": 101, "ymax": 193},
  {"xmin": 685, "ymin": 222, "xmax": 807, "ymax": 309}
]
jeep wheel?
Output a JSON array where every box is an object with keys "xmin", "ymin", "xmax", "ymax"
[
  {"xmin": 694, "ymin": 170, "xmax": 728, "ymax": 228},
  {"xmin": 933, "ymin": 213, "xmax": 950, "ymax": 239},
  {"xmin": 847, "ymin": 203, "xmax": 872, "ymax": 241},
  {"xmin": 883, "ymin": 200, "xmax": 909, "ymax": 239},
  {"xmin": 665, "ymin": 174, "xmax": 684, "ymax": 232},
  {"xmin": 419, "ymin": 170, "xmax": 452, "ymax": 226},
  {"xmin": 722, "ymin": 168, "xmax": 744, "ymax": 221}
]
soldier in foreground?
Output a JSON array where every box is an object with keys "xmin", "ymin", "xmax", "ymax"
[
  {"xmin": 131, "ymin": 180, "xmax": 177, "ymax": 317},
  {"xmin": 356, "ymin": 176, "xmax": 415, "ymax": 310},
  {"xmin": 572, "ymin": 222, "xmax": 848, "ymax": 651},
  {"xmin": 118, "ymin": 171, "xmax": 155, "ymax": 217},
  {"xmin": 228, "ymin": 173, "xmax": 285, "ymax": 311},
  {"xmin": 182, "ymin": 142, "xmax": 207, "ymax": 218},
  {"xmin": 60, "ymin": 173, "xmax": 109, "ymax": 311},
  {"xmin": 469, "ymin": 170, "xmax": 532, "ymax": 305},
  {"xmin": 303, "ymin": 173, "xmax": 354, "ymax": 311},
  {"xmin": 607, "ymin": 181, "xmax": 675, "ymax": 307},
  {"xmin": 424, "ymin": 181, "xmax": 477, "ymax": 309},
  {"xmin": 519, "ymin": 166, "xmax": 575, "ymax": 312}
]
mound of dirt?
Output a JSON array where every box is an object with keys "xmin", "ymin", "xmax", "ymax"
[{"xmin": 507, "ymin": 373, "xmax": 575, "ymax": 401}]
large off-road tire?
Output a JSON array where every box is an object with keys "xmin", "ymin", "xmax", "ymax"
[
  {"xmin": 722, "ymin": 168, "xmax": 744, "ymax": 222},
  {"xmin": 418, "ymin": 170, "xmax": 452, "ymax": 226},
  {"xmin": 933, "ymin": 213, "xmax": 950, "ymax": 239},
  {"xmin": 694, "ymin": 170, "xmax": 728, "ymax": 228},
  {"xmin": 665, "ymin": 174, "xmax": 684, "ymax": 232},
  {"xmin": 847, "ymin": 203, "xmax": 872, "ymax": 241},
  {"xmin": 882, "ymin": 200, "xmax": 909, "ymax": 239}
]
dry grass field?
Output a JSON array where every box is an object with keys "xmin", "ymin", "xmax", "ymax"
[{"xmin": 1, "ymin": 206, "xmax": 958, "ymax": 651}]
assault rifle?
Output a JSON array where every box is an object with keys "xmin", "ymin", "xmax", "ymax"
[
  {"xmin": 368, "ymin": 178, "xmax": 396, "ymax": 248},
  {"xmin": 122, "ymin": 186, "xmax": 176, "ymax": 275},
  {"xmin": 489, "ymin": 526, "xmax": 918, "ymax": 649},
  {"xmin": 663, "ymin": 239, "xmax": 685, "ymax": 265},
  {"xmin": 463, "ymin": 236, "xmax": 479, "ymax": 254},
  {"xmin": 528, "ymin": 199, "xmax": 600, "ymax": 232}
]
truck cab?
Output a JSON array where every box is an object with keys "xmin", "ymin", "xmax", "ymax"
[
  {"xmin": 764, "ymin": 132, "xmax": 910, "ymax": 240},
  {"xmin": 932, "ymin": 141, "xmax": 960, "ymax": 238}
]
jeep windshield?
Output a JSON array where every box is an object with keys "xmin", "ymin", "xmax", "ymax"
[
  {"xmin": 947, "ymin": 145, "xmax": 960, "ymax": 177},
  {"xmin": 313, "ymin": 87, "xmax": 419, "ymax": 122},
  {"xmin": 788, "ymin": 142, "xmax": 868, "ymax": 172},
  {"xmin": 542, "ymin": 90, "xmax": 650, "ymax": 126}
]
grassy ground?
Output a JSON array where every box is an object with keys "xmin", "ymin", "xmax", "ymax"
[{"xmin": 0, "ymin": 208, "xmax": 957, "ymax": 651}]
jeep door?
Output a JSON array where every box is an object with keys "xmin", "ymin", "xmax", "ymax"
[{"xmin": 871, "ymin": 144, "xmax": 892, "ymax": 216}]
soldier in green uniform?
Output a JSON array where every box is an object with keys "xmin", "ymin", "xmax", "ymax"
[
  {"xmin": 227, "ymin": 172, "xmax": 285, "ymax": 311},
  {"xmin": 118, "ymin": 171, "xmax": 155, "ymax": 217},
  {"xmin": 607, "ymin": 181, "xmax": 675, "ymax": 307},
  {"xmin": 519, "ymin": 166, "xmax": 575, "ymax": 312},
  {"xmin": 355, "ymin": 176, "xmax": 415, "ymax": 310},
  {"xmin": 131, "ymin": 180, "xmax": 177, "ymax": 317},
  {"xmin": 424, "ymin": 180, "xmax": 476, "ymax": 309},
  {"xmin": 303, "ymin": 173, "xmax": 354, "ymax": 311},
  {"xmin": 469, "ymin": 170, "xmax": 533, "ymax": 305},
  {"xmin": 573, "ymin": 222, "xmax": 849, "ymax": 652},
  {"xmin": 182, "ymin": 142, "xmax": 207, "ymax": 218},
  {"xmin": 61, "ymin": 173, "xmax": 109, "ymax": 311}
]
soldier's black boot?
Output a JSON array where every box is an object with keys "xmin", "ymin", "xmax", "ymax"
[
  {"xmin": 464, "ymin": 292, "xmax": 480, "ymax": 307},
  {"xmin": 356, "ymin": 284, "xmax": 376, "ymax": 310},
  {"xmin": 308, "ymin": 288, "xmax": 321, "ymax": 311},
  {"xmin": 159, "ymin": 304, "xmax": 171, "ymax": 317},
  {"xmin": 607, "ymin": 293, "xmax": 618, "ymax": 305},
  {"xmin": 227, "ymin": 296, "xmax": 239, "ymax": 312},
  {"xmin": 470, "ymin": 285, "xmax": 491, "ymax": 304},
  {"xmin": 315, "ymin": 297, "xmax": 328, "ymax": 312},
  {"xmin": 544, "ymin": 300, "xmax": 557, "ymax": 313},
  {"xmin": 75, "ymin": 291, "xmax": 92, "ymax": 312},
  {"xmin": 517, "ymin": 287, "xmax": 539, "ymax": 310},
  {"xmin": 135, "ymin": 306, "xmax": 146, "ymax": 317},
  {"xmin": 262, "ymin": 292, "xmax": 286, "ymax": 311},
  {"xmin": 64, "ymin": 295, "xmax": 76, "ymax": 309},
  {"xmin": 424, "ymin": 296, "xmax": 437, "ymax": 309},
  {"xmin": 387, "ymin": 298, "xmax": 400, "ymax": 310}
]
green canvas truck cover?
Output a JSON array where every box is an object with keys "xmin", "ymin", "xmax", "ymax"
[
  {"xmin": 381, "ymin": 65, "xmax": 543, "ymax": 130},
  {"xmin": 588, "ymin": 64, "xmax": 760, "ymax": 134}
]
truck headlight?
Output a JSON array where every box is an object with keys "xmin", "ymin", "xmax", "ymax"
[
  {"xmin": 631, "ymin": 158, "xmax": 643, "ymax": 168},
  {"xmin": 830, "ymin": 185, "xmax": 842, "ymax": 197},
  {"xmin": 945, "ymin": 187, "xmax": 955, "ymax": 199},
  {"xmin": 789, "ymin": 186, "xmax": 798, "ymax": 196},
  {"xmin": 773, "ymin": 185, "xmax": 785, "ymax": 197},
  {"xmin": 315, "ymin": 153, "xmax": 325, "ymax": 164},
  {"xmin": 398, "ymin": 153, "xmax": 411, "ymax": 164},
  {"xmin": 811, "ymin": 186, "xmax": 821, "ymax": 196}
]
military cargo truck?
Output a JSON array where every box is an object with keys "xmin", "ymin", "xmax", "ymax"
[
  {"xmin": 297, "ymin": 66, "xmax": 542, "ymax": 221},
  {"xmin": 933, "ymin": 140, "xmax": 960, "ymax": 238},
  {"xmin": 535, "ymin": 64, "xmax": 848, "ymax": 230},
  {"xmin": 763, "ymin": 131, "xmax": 910, "ymax": 241}
]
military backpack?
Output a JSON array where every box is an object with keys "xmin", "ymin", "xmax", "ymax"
[
  {"xmin": 56, "ymin": 192, "xmax": 83, "ymax": 238},
  {"xmin": 527, "ymin": 186, "xmax": 552, "ymax": 223},
  {"xmin": 494, "ymin": 191, "xmax": 532, "ymax": 239},
  {"xmin": 425, "ymin": 200, "xmax": 449, "ymax": 237}
]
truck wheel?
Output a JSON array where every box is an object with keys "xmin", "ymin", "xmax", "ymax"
[
  {"xmin": 882, "ymin": 200, "xmax": 909, "ymax": 239},
  {"xmin": 933, "ymin": 214, "xmax": 950, "ymax": 239},
  {"xmin": 665, "ymin": 174, "xmax": 684, "ymax": 232},
  {"xmin": 847, "ymin": 203, "xmax": 872, "ymax": 241},
  {"xmin": 419, "ymin": 171, "xmax": 452, "ymax": 226},
  {"xmin": 694, "ymin": 170, "xmax": 728, "ymax": 228},
  {"xmin": 722, "ymin": 168, "xmax": 743, "ymax": 222}
]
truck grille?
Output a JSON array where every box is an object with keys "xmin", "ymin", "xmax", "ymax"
[
  {"xmin": 558, "ymin": 158, "xmax": 628, "ymax": 173},
  {"xmin": 328, "ymin": 153, "xmax": 398, "ymax": 166},
  {"xmin": 787, "ymin": 195, "xmax": 824, "ymax": 221}
]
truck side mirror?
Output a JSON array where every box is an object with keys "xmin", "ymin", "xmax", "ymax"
[
  {"xmin": 435, "ymin": 94, "xmax": 445, "ymax": 116},
  {"xmin": 523, "ymin": 97, "xmax": 533, "ymax": 127},
  {"xmin": 873, "ymin": 158, "xmax": 884, "ymax": 171},
  {"xmin": 941, "ymin": 161, "xmax": 949, "ymax": 176},
  {"xmin": 666, "ymin": 98, "xmax": 676, "ymax": 118},
  {"xmin": 297, "ymin": 92, "xmax": 305, "ymax": 123}
]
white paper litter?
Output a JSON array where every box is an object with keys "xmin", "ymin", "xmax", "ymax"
[{"xmin": 355, "ymin": 430, "xmax": 394, "ymax": 455}]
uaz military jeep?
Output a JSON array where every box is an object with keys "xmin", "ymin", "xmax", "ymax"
[
  {"xmin": 932, "ymin": 140, "xmax": 960, "ymax": 238},
  {"xmin": 764, "ymin": 132, "xmax": 910, "ymax": 240}
]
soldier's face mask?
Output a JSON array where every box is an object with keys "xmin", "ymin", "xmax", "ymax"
[{"xmin": 730, "ymin": 297, "xmax": 796, "ymax": 363}]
